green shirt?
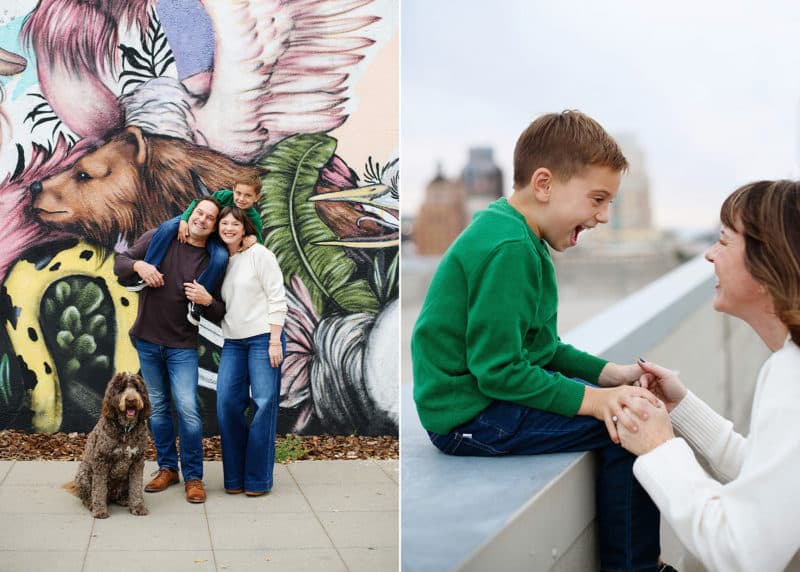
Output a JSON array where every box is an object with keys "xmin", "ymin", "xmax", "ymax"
[
  {"xmin": 181, "ymin": 189, "xmax": 264, "ymax": 243},
  {"xmin": 411, "ymin": 198, "xmax": 607, "ymax": 435}
]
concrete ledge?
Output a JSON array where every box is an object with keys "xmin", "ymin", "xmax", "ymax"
[{"xmin": 400, "ymin": 385, "xmax": 589, "ymax": 571}]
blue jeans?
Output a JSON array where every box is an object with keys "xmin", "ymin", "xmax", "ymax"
[
  {"xmin": 134, "ymin": 338, "xmax": 204, "ymax": 481},
  {"xmin": 145, "ymin": 216, "xmax": 229, "ymax": 291},
  {"xmin": 216, "ymin": 332, "xmax": 285, "ymax": 492},
  {"xmin": 428, "ymin": 396, "xmax": 661, "ymax": 572}
]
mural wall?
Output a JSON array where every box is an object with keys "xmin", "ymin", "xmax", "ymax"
[{"xmin": 0, "ymin": 0, "xmax": 399, "ymax": 437}]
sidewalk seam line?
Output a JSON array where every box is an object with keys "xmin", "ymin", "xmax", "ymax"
[
  {"xmin": 0, "ymin": 460, "xmax": 15, "ymax": 486},
  {"xmin": 80, "ymin": 516, "xmax": 96, "ymax": 572},
  {"xmin": 286, "ymin": 464, "xmax": 351, "ymax": 572},
  {"xmin": 203, "ymin": 502, "xmax": 218, "ymax": 572}
]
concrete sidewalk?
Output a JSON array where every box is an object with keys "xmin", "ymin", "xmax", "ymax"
[{"xmin": 0, "ymin": 459, "xmax": 398, "ymax": 572}]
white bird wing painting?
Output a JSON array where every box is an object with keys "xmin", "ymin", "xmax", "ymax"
[
  {"xmin": 195, "ymin": 0, "xmax": 378, "ymax": 162},
  {"xmin": 21, "ymin": 0, "xmax": 379, "ymax": 163}
]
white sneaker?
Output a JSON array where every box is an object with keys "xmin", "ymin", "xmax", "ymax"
[
  {"xmin": 124, "ymin": 279, "xmax": 147, "ymax": 292},
  {"xmin": 187, "ymin": 302, "xmax": 202, "ymax": 326}
]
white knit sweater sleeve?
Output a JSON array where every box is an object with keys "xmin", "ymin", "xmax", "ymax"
[
  {"xmin": 254, "ymin": 247, "xmax": 287, "ymax": 327},
  {"xmin": 632, "ymin": 343, "xmax": 800, "ymax": 572},
  {"xmin": 669, "ymin": 390, "xmax": 746, "ymax": 482}
]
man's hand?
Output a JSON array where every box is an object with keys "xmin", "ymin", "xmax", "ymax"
[
  {"xmin": 132, "ymin": 261, "xmax": 164, "ymax": 288},
  {"xmin": 177, "ymin": 220, "xmax": 190, "ymax": 243},
  {"xmin": 183, "ymin": 280, "xmax": 212, "ymax": 306},
  {"xmin": 242, "ymin": 235, "xmax": 257, "ymax": 251}
]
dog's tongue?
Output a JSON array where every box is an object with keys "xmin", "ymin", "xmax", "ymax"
[{"xmin": 126, "ymin": 408, "xmax": 136, "ymax": 417}]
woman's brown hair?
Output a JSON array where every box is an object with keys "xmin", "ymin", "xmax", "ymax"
[{"xmin": 720, "ymin": 180, "xmax": 800, "ymax": 345}]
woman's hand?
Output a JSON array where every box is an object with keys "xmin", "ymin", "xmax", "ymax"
[
  {"xmin": 637, "ymin": 359, "xmax": 687, "ymax": 412},
  {"xmin": 617, "ymin": 400, "xmax": 675, "ymax": 455},
  {"xmin": 268, "ymin": 343, "xmax": 283, "ymax": 368},
  {"xmin": 580, "ymin": 385, "xmax": 662, "ymax": 444}
]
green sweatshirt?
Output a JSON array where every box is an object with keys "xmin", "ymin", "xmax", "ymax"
[
  {"xmin": 411, "ymin": 198, "xmax": 608, "ymax": 435},
  {"xmin": 182, "ymin": 189, "xmax": 264, "ymax": 243}
]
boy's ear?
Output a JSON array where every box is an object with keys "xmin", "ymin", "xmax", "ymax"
[{"xmin": 530, "ymin": 167, "xmax": 553, "ymax": 203}]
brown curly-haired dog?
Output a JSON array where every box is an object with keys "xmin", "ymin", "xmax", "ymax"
[{"xmin": 72, "ymin": 372, "xmax": 151, "ymax": 518}]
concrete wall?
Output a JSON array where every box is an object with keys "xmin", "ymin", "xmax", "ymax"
[{"xmin": 0, "ymin": 1, "xmax": 398, "ymax": 436}]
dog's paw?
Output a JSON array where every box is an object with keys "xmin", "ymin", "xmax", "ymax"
[
  {"xmin": 92, "ymin": 508, "xmax": 110, "ymax": 519},
  {"xmin": 130, "ymin": 504, "xmax": 149, "ymax": 516}
]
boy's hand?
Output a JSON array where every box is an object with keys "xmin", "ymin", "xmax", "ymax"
[
  {"xmin": 177, "ymin": 220, "xmax": 190, "ymax": 243},
  {"xmin": 618, "ymin": 400, "xmax": 674, "ymax": 455},
  {"xmin": 637, "ymin": 359, "xmax": 687, "ymax": 412},
  {"xmin": 579, "ymin": 385, "xmax": 662, "ymax": 444},
  {"xmin": 597, "ymin": 362, "xmax": 646, "ymax": 387},
  {"xmin": 242, "ymin": 235, "xmax": 257, "ymax": 251}
]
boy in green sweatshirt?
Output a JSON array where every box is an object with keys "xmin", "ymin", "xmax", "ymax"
[{"xmin": 411, "ymin": 110, "xmax": 663, "ymax": 571}]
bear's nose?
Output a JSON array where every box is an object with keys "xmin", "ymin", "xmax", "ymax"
[{"xmin": 29, "ymin": 181, "xmax": 42, "ymax": 195}]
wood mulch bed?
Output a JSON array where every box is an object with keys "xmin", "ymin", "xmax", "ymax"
[{"xmin": 0, "ymin": 430, "xmax": 398, "ymax": 462}]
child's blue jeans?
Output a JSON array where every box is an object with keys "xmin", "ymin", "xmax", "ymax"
[
  {"xmin": 144, "ymin": 216, "xmax": 229, "ymax": 292},
  {"xmin": 427, "ymin": 392, "xmax": 661, "ymax": 572}
]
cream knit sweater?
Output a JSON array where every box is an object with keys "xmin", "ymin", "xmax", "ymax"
[
  {"xmin": 220, "ymin": 244, "xmax": 287, "ymax": 339},
  {"xmin": 634, "ymin": 339, "xmax": 800, "ymax": 572}
]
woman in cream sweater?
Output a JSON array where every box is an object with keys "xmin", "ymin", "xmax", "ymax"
[
  {"xmin": 204, "ymin": 205, "xmax": 287, "ymax": 496},
  {"xmin": 618, "ymin": 180, "xmax": 800, "ymax": 572}
]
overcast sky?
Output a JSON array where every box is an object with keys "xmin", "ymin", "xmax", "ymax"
[{"xmin": 402, "ymin": 0, "xmax": 800, "ymax": 231}]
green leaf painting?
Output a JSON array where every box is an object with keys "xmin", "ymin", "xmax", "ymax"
[{"xmin": 260, "ymin": 134, "xmax": 379, "ymax": 315}]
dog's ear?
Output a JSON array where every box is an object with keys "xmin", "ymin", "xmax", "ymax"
[
  {"xmin": 135, "ymin": 374, "xmax": 151, "ymax": 417},
  {"xmin": 101, "ymin": 373, "xmax": 124, "ymax": 422},
  {"xmin": 122, "ymin": 126, "xmax": 148, "ymax": 166}
]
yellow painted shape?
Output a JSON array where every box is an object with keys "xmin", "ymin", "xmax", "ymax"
[{"xmin": 4, "ymin": 243, "xmax": 139, "ymax": 433}]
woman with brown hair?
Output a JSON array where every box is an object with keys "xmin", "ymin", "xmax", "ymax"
[
  {"xmin": 617, "ymin": 180, "xmax": 800, "ymax": 571},
  {"xmin": 193, "ymin": 205, "xmax": 287, "ymax": 496}
]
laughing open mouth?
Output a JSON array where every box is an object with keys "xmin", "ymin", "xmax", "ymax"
[{"xmin": 570, "ymin": 225, "xmax": 585, "ymax": 246}]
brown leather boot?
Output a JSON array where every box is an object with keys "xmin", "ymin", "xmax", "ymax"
[
  {"xmin": 185, "ymin": 480, "xmax": 206, "ymax": 503},
  {"xmin": 144, "ymin": 468, "xmax": 180, "ymax": 492}
]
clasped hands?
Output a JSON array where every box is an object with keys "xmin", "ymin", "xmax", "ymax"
[{"xmin": 596, "ymin": 359, "xmax": 687, "ymax": 456}]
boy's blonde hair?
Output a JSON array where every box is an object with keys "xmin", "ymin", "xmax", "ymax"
[
  {"xmin": 513, "ymin": 110, "xmax": 628, "ymax": 190},
  {"xmin": 235, "ymin": 167, "xmax": 268, "ymax": 192}
]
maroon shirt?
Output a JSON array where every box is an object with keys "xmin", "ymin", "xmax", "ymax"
[{"xmin": 114, "ymin": 229, "xmax": 225, "ymax": 348}]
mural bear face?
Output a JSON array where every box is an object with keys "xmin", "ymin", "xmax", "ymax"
[
  {"xmin": 31, "ymin": 129, "xmax": 145, "ymax": 247},
  {"xmin": 29, "ymin": 125, "xmax": 262, "ymax": 251}
]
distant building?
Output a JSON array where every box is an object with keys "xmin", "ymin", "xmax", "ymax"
[
  {"xmin": 412, "ymin": 148, "xmax": 504, "ymax": 255},
  {"xmin": 462, "ymin": 147, "xmax": 503, "ymax": 219},
  {"xmin": 412, "ymin": 165, "xmax": 468, "ymax": 255},
  {"xmin": 591, "ymin": 133, "xmax": 660, "ymax": 244}
]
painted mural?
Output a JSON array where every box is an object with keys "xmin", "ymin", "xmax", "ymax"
[{"xmin": 0, "ymin": 1, "xmax": 399, "ymax": 437}]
